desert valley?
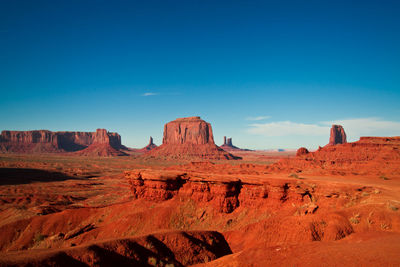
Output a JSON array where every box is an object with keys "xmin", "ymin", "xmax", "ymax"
[
  {"xmin": 0, "ymin": 116, "xmax": 399, "ymax": 266},
  {"xmin": 2, "ymin": 2, "xmax": 400, "ymax": 266}
]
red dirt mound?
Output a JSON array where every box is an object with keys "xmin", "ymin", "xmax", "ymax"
[{"xmin": 146, "ymin": 117, "xmax": 240, "ymax": 160}]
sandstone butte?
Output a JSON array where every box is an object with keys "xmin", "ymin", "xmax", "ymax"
[
  {"xmin": 220, "ymin": 136, "xmax": 250, "ymax": 152},
  {"xmin": 1, "ymin": 123, "xmax": 400, "ymax": 266},
  {"xmin": 146, "ymin": 117, "xmax": 240, "ymax": 160},
  {"xmin": 328, "ymin": 124, "xmax": 347, "ymax": 145},
  {"xmin": 0, "ymin": 129, "xmax": 126, "ymax": 156},
  {"xmin": 137, "ymin": 136, "xmax": 158, "ymax": 152}
]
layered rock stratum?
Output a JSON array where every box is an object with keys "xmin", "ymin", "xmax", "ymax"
[
  {"xmin": 147, "ymin": 117, "xmax": 239, "ymax": 160},
  {"xmin": 0, "ymin": 129, "xmax": 125, "ymax": 156}
]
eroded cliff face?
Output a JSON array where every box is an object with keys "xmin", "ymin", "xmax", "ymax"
[
  {"xmin": 124, "ymin": 169, "xmax": 358, "ymax": 215},
  {"xmin": 147, "ymin": 117, "xmax": 239, "ymax": 160},
  {"xmin": 163, "ymin": 117, "xmax": 214, "ymax": 145},
  {"xmin": 0, "ymin": 129, "xmax": 123, "ymax": 154}
]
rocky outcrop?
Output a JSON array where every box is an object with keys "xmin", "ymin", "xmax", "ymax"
[
  {"xmin": 147, "ymin": 117, "xmax": 240, "ymax": 160},
  {"xmin": 220, "ymin": 136, "xmax": 250, "ymax": 152},
  {"xmin": 73, "ymin": 129, "xmax": 127, "ymax": 156},
  {"xmin": 138, "ymin": 136, "xmax": 158, "ymax": 152},
  {"xmin": 328, "ymin": 125, "xmax": 347, "ymax": 145},
  {"xmin": 124, "ymin": 169, "xmax": 358, "ymax": 215},
  {"xmin": 270, "ymin": 136, "xmax": 400, "ymax": 175},
  {"xmin": 0, "ymin": 129, "xmax": 125, "ymax": 155},
  {"xmin": 296, "ymin": 147, "xmax": 309, "ymax": 156}
]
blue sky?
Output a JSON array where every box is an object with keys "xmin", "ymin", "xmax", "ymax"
[{"xmin": 1, "ymin": 0, "xmax": 400, "ymax": 149}]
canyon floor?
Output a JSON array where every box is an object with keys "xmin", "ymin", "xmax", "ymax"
[{"xmin": 0, "ymin": 151, "xmax": 399, "ymax": 266}]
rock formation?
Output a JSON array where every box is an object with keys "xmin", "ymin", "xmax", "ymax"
[
  {"xmin": 74, "ymin": 129, "xmax": 127, "ymax": 156},
  {"xmin": 269, "ymin": 136, "xmax": 400, "ymax": 175},
  {"xmin": 296, "ymin": 147, "xmax": 309, "ymax": 156},
  {"xmin": 328, "ymin": 125, "xmax": 347, "ymax": 145},
  {"xmin": 220, "ymin": 136, "xmax": 250, "ymax": 152},
  {"xmin": 0, "ymin": 129, "xmax": 126, "ymax": 156},
  {"xmin": 138, "ymin": 136, "xmax": 158, "ymax": 152},
  {"xmin": 147, "ymin": 117, "xmax": 240, "ymax": 160}
]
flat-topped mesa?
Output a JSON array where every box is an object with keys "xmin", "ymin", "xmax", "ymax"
[
  {"xmin": 147, "ymin": 117, "xmax": 240, "ymax": 160},
  {"xmin": 328, "ymin": 125, "xmax": 347, "ymax": 146},
  {"xmin": 163, "ymin": 116, "xmax": 214, "ymax": 145},
  {"xmin": 0, "ymin": 129, "xmax": 124, "ymax": 155}
]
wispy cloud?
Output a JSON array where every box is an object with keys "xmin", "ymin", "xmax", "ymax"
[
  {"xmin": 246, "ymin": 116, "xmax": 271, "ymax": 121},
  {"xmin": 247, "ymin": 117, "xmax": 400, "ymax": 139},
  {"xmin": 248, "ymin": 121, "xmax": 328, "ymax": 136},
  {"xmin": 141, "ymin": 92, "xmax": 158, "ymax": 96}
]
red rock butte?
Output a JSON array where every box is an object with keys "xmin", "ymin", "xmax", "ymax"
[
  {"xmin": 138, "ymin": 136, "xmax": 158, "ymax": 152},
  {"xmin": 328, "ymin": 124, "xmax": 347, "ymax": 145},
  {"xmin": 147, "ymin": 117, "xmax": 240, "ymax": 160}
]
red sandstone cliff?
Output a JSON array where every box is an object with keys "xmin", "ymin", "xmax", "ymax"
[
  {"xmin": 0, "ymin": 129, "xmax": 125, "ymax": 156},
  {"xmin": 74, "ymin": 129, "xmax": 127, "ymax": 156},
  {"xmin": 147, "ymin": 117, "xmax": 240, "ymax": 160}
]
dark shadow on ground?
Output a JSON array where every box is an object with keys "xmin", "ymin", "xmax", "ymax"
[{"xmin": 0, "ymin": 168, "xmax": 83, "ymax": 185}]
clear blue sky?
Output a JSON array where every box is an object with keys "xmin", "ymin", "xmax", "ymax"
[{"xmin": 1, "ymin": 0, "xmax": 400, "ymax": 149}]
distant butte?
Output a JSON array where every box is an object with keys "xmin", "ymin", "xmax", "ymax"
[
  {"xmin": 328, "ymin": 125, "xmax": 347, "ymax": 146},
  {"xmin": 220, "ymin": 136, "xmax": 251, "ymax": 152},
  {"xmin": 138, "ymin": 136, "xmax": 158, "ymax": 152},
  {"xmin": 146, "ymin": 117, "xmax": 240, "ymax": 160},
  {"xmin": 0, "ymin": 129, "xmax": 126, "ymax": 156}
]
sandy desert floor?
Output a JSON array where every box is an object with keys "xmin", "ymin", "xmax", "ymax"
[{"xmin": 0, "ymin": 151, "xmax": 399, "ymax": 266}]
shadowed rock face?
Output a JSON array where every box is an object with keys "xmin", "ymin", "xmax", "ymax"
[
  {"xmin": 0, "ymin": 129, "xmax": 123, "ymax": 153},
  {"xmin": 147, "ymin": 117, "xmax": 240, "ymax": 160},
  {"xmin": 328, "ymin": 125, "xmax": 347, "ymax": 145}
]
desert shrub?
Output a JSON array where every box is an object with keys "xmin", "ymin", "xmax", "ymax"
[
  {"xmin": 33, "ymin": 232, "xmax": 45, "ymax": 243},
  {"xmin": 380, "ymin": 175, "xmax": 389, "ymax": 180},
  {"xmin": 148, "ymin": 257, "xmax": 157, "ymax": 266},
  {"xmin": 387, "ymin": 202, "xmax": 398, "ymax": 211},
  {"xmin": 349, "ymin": 213, "xmax": 360, "ymax": 224}
]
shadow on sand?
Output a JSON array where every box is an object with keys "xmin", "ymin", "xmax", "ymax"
[{"xmin": 0, "ymin": 168, "xmax": 82, "ymax": 185}]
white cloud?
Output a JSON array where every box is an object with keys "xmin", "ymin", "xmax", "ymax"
[
  {"xmin": 246, "ymin": 116, "xmax": 271, "ymax": 121},
  {"xmin": 141, "ymin": 92, "xmax": 158, "ymax": 96},
  {"xmin": 325, "ymin": 117, "xmax": 400, "ymax": 140},
  {"xmin": 248, "ymin": 121, "xmax": 329, "ymax": 136},
  {"xmin": 247, "ymin": 117, "xmax": 400, "ymax": 140}
]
